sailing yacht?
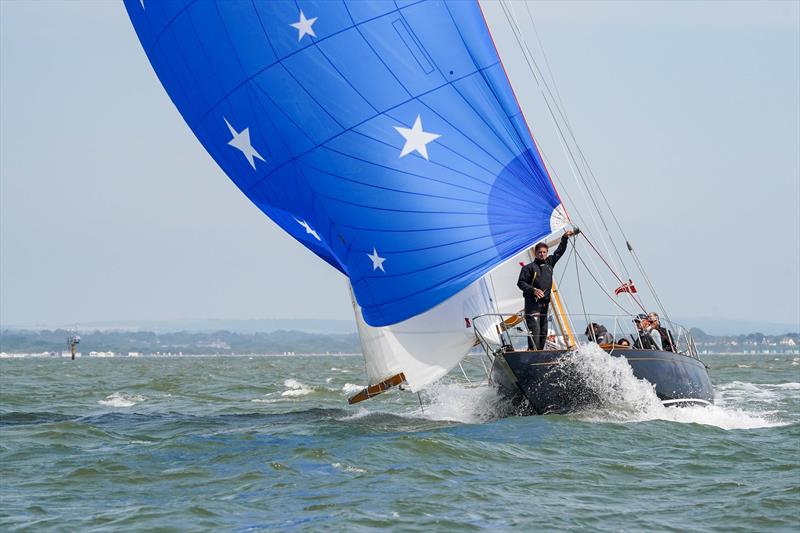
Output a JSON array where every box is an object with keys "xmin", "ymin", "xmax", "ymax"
[{"xmin": 125, "ymin": 0, "xmax": 713, "ymax": 414}]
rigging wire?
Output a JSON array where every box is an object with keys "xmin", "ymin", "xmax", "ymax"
[
  {"xmin": 627, "ymin": 242, "xmax": 675, "ymax": 331},
  {"xmin": 578, "ymin": 234, "xmax": 647, "ymax": 312},
  {"xmin": 509, "ymin": 1, "xmax": 630, "ymax": 273},
  {"xmin": 521, "ymin": 0, "xmax": 633, "ymax": 254},
  {"xmin": 573, "ymin": 245, "xmax": 635, "ymax": 315},
  {"xmin": 538, "ymin": 148, "xmax": 620, "ymax": 298},
  {"xmin": 556, "ymin": 240, "xmax": 576, "ymax": 287},
  {"xmin": 522, "ymin": 0, "xmax": 634, "ymax": 255},
  {"xmin": 512, "ymin": 1, "xmax": 673, "ymax": 318},
  {"xmin": 458, "ymin": 361, "xmax": 473, "ymax": 384},
  {"xmin": 496, "ymin": 3, "xmax": 621, "ymax": 311},
  {"xmin": 497, "ymin": 0, "xmax": 644, "ymax": 313},
  {"xmin": 573, "ymin": 239, "xmax": 590, "ymax": 328},
  {"xmin": 499, "ymin": 1, "xmax": 626, "ymax": 275},
  {"xmin": 523, "ymin": 0, "xmax": 638, "ymax": 249},
  {"xmin": 499, "ymin": 0, "xmax": 672, "ymax": 319},
  {"xmin": 485, "ymin": 273, "xmax": 502, "ymax": 319},
  {"xmin": 522, "ymin": 2, "xmax": 569, "ymax": 122}
]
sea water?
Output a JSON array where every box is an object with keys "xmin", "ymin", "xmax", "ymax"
[{"xmin": 1, "ymin": 350, "xmax": 798, "ymax": 530}]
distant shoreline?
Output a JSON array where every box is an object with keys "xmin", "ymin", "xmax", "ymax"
[
  {"xmin": 1, "ymin": 327, "xmax": 797, "ymax": 356},
  {"xmin": 3, "ymin": 316, "xmax": 798, "ymax": 337},
  {"xmin": 1, "ymin": 352, "xmax": 797, "ymax": 359},
  {"xmin": 0, "ymin": 352, "xmax": 365, "ymax": 358}
]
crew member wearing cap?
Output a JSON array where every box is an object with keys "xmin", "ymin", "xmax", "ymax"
[
  {"xmin": 648, "ymin": 312, "xmax": 675, "ymax": 352},
  {"xmin": 632, "ymin": 315, "xmax": 651, "ymax": 349},
  {"xmin": 633, "ymin": 314, "xmax": 662, "ymax": 351},
  {"xmin": 517, "ymin": 229, "xmax": 577, "ymax": 350}
]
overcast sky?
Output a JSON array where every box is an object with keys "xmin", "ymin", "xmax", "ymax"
[{"xmin": 1, "ymin": 0, "xmax": 798, "ymax": 327}]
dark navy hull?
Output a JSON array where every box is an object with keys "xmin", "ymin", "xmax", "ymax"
[{"xmin": 491, "ymin": 349, "xmax": 714, "ymax": 415}]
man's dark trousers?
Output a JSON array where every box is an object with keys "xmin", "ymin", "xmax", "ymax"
[{"xmin": 524, "ymin": 300, "xmax": 549, "ymax": 350}]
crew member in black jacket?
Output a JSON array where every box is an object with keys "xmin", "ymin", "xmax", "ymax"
[{"xmin": 517, "ymin": 229, "xmax": 577, "ymax": 350}]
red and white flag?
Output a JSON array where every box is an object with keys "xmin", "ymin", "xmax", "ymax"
[{"xmin": 614, "ymin": 279, "xmax": 638, "ymax": 296}]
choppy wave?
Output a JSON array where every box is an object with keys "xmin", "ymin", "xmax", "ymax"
[
  {"xmin": 98, "ymin": 392, "xmax": 146, "ymax": 408},
  {"xmin": 341, "ymin": 383, "xmax": 362, "ymax": 395},
  {"xmin": 1, "ymin": 353, "xmax": 797, "ymax": 531},
  {"xmin": 331, "ymin": 462, "xmax": 367, "ymax": 474},
  {"xmin": 252, "ymin": 379, "xmax": 365, "ymax": 402},
  {"xmin": 251, "ymin": 397, "xmax": 282, "ymax": 404},
  {"xmin": 334, "ymin": 380, "xmax": 508, "ymax": 425},
  {"xmin": 338, "ymin": 406, "xmax": 374, "ymax": 421},
  {"xmin": 281, "ymin": 378, "xmax": 314, "ymax": 397},
  {"xmin": 418, "ymin": 381, "xmax": 511, "ymax": 424}
]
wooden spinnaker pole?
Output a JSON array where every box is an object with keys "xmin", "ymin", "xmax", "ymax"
[
  {"xmin": 348, "ymin": 372, "xmax": 406, "ymax": 404},
  {"xmin": 550, "ymin": 280, "xmax": 576, "ymax": 348}
]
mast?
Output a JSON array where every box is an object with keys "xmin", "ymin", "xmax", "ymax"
[{"xmin": 484, "ymin": 0, "xmax": 676, "ymax": 325}]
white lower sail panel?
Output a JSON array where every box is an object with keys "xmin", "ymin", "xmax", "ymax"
[
  {"xmin": 350, "ymin": 281, "xmax": 487, "ymax": 391},
  {"xmin": 349, "ymin": 249, "xmax": 531, "ymax": 392}
]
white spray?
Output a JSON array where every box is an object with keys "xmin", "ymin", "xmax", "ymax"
[{"xmin": 420, "ymin": 344, "xmax": 786, "ymax": 430}]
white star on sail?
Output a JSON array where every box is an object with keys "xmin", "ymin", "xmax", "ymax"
[
  {"xmin": 394, "ymin": 115, "xmax": 441, "ymax": 160},
  {"xmin": 224, "ymin": 117, "xmax": 265, "ymax": 169},
  {"xmin": 295, "ymin": 218, "xmax": 320, "ymax": 241},
  {"xmin": 290, "ymin": 10, "xmax": 317, "ymax": 41},
  {"xmin": 367, "ymin": 247, "xmax": 386, "ymax": 273}
]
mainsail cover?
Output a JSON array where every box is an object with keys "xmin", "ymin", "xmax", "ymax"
[{"xmin": 125, "ymin": 0, "xmax": 561, "ymax": 327}]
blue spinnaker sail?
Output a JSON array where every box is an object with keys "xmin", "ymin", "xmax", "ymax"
[{"xmin": 126, "ymin": 0, "xmax": 561, "ymax": 326}]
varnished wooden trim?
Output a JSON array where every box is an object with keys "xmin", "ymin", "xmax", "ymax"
[
  {"xmin": 526, "ymin": 357, "xmax": 702, "ymax": 367},
  {"xmin": 599, "ymin": 343, "xmax": 632, "ymax": 350},
  {"xmin": 347, "ymin": 372, "xmax": 406, "ymax": 404},
  {"xmin": 499, "ymin": 314, "xmax": 522, "ymax": 330}
]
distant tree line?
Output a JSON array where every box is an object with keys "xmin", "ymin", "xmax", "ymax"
[
  {"xmin": 0, "ymin": 329, "xmax": 361, "ymax": 354},
  {"xmin": 689, "ymin": 329, "xmax": 799, "ymax": 352},
  {"xmin": 1, "ymin": 328, "xmax": 796, "ymax": 355},
  {"xmin": 689, "ymin": 329, "xmax": 799, "ymax": 343}
]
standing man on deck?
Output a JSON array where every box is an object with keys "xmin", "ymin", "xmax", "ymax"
[{"xmin": 517, "ymin": 229, "xmax": 577, "ymax": 350}]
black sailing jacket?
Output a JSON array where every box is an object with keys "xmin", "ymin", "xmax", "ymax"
[
  {"xmin": 517, "ymin": 235, "xmax": 569, "ymax": 305},
  {"xmin": 657, "ymin": 326, "xmax": 676, "ymax": 352}
]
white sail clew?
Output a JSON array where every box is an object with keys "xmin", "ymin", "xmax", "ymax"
[
  {"xmin": 350, "ymin": 276, "xmax": 494, "ymax": 391},
  {"xmin": 351, "ymin": 206, "xmax": 569, "ymax": 392}
]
